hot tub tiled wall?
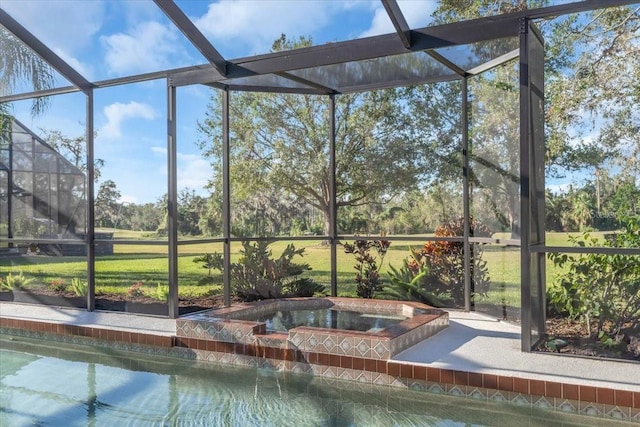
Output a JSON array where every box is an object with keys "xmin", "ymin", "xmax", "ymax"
[{"xmin": 175, "ymin": 297, "xmax": 448, "ymax": 361}]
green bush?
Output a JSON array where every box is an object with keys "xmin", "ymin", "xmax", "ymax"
[
  {"xmin": 548, "ymin": 216, "xmax": 640, "ymax": 340},
  {"xmin": 3, "ymin": 271, "xmax": 36, "ymax": 290},
  {"xmin": 155, "ymin": 283, "xmax": 169, "ymax": 301},
  {"xmin": 383, "ymin": 251, "xmax": 446, "ymax": 307},
  {"xmin": 50, "ymin": 279, "xmax": 68, "ymax": 293},
  {"xmin": 207, "ymin": 241, "xmax": 324, "ymax": 302},
  {"xmin": 71, "ymin": 278, "xmax": 88, "ymax": 297},
  {"xmin": 193, "ymin": 253, "xmax": 221, "ymax": 278}
]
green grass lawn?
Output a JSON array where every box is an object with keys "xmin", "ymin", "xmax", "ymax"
[{"xmin": 0, "ymin": 230, "xmax": 609, "ymax": 305}]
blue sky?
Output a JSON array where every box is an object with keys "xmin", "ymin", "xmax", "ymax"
[{"xmin": 3, "ymin": 0, "xmax": 437, "ymax": 204}]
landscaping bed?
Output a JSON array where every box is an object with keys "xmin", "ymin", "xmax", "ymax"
[{"xmin": 539, "ymin": 316, "xmax": 640, "ymax": 362}]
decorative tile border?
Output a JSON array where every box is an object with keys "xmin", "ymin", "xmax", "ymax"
[{"xmin": 1, "ymin": 312, "xmax": 639, "ymax": 423}]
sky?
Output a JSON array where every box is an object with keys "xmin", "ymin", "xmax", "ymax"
[{"xmin": 2, "ymin": 0, "xmax": 437, "ymax": 204}]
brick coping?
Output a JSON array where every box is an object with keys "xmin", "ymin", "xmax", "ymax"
[{"xmin": 0, "ymin": 315, "xmax": 638, "ymax": 422}]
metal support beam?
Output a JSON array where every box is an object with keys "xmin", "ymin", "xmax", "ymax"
[
  {"xmin": 425, "ymin": 50, "xmax": 467, "ymax": 77},
  {"xmin": 519, "ymin": 19, "xmax": 532, "ymax": 353},
  {"xmin": 86, "ymin": 90, "xmax": 95, "ymax": 310},
  {"xmin": 467, "ymin": 49, "xmax": 519, "ymax": 76},
  {"xmin": 0, "ymin": 8, "xmax": 93, "ymax": 94},
  {"xmin": 381, "ymin": 0, "xmax": 412, "ymax": 49},
  {"xmin": 6, "ymin": 123, "xmax": 14, "ymax": 248},
  {"xmin": 520, "ymin": 18, "xmax": 546, "ymax": 352},
  {"xmin": 275, "ymin": 72, "xmax": 336, "ymax": 94},
  {"xmin": 222, "ymin": 89, "xmax": 231, "ymax": 307},
  {"xmin": 329, "ymin": 94, "xmax": 338, "ymax": 297},
  {"xmin": 167, "ymin": 83, "xmax": 179, "ymax": 318},
  {"xmin": 462, "ymin": 78, "xmax": 471, "ymax": 312},
  {"xmin": 153, "ymin": 0, "xmax": 227, "ymax": 77}
]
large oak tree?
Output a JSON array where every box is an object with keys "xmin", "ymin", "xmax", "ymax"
[{"xmin": 198, "ymin": 36, "xmax": 428, "ymax": 236}]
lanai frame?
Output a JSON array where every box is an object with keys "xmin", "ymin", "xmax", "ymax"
[{"xmin": 2, "ymin": 0, "xmax": 638, "ymax": 352}]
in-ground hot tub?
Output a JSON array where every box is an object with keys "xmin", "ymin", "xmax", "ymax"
[{"xmin": 177, "ymin": 297, "xmax": 448, "ymax": 361}]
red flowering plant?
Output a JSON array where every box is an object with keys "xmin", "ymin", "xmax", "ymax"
[
  {"xmin": 385, "ymin": 218, "xmax": 491, "ymax": 307},
  {"xmin": 420, "ymin": 217, "xmax": 491, "ymax": 306},
  {"xmin": 49, "ymin": 279, "xmax": 68, "ymax": 293},
  {"xmin": 128, "ymin": 282, "xmax": 146, "ymax": 298}
]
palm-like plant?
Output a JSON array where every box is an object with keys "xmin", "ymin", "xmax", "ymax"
[{"xmin": 1, "ymin": 27, "xmax": 55, "ymax": 116}]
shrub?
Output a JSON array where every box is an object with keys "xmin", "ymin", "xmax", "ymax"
[
  {"xmin": 384, "ymin": 218, "xmax": 491, "ymax": 307},
  {"xmin": 128, "ymin": 282, "xmax": 146, "ymax": 298},
  {"xmin": 383, "ymin": 249, "xmax": 445, "ymax": 307},
  {"xmin": 548, "ymin": 216, "xmax": 640, "ymax": 340},
  {"xmin": 343, "ymin": 238, "xmax": 390, "ymax": 299},
  {"xmin": 71, "ymin": 278, "xmax": 88, "ymax": 297},
  {"xmin": 155, "ymin": 283, "xmax": 169, "ymax": 301},
  {"xmin": 4, "ymin": 271, "xmax": 36, "ymax": 290},
  {"xmin": 50, "ymin": 279, "xmax": 67, "ymax": 293},
  {"xmin": 418, "ymin": 217, "xmax": 491, "ymax": 306},
  {"xmin": 193, "ymin": 253, "xmax": 221, "ymax": 278},
  {"xmin": 284, "ymin": 277, "xmax": 326, "ymax": 298},
  {"xmin": 209, "ymin": 241, "xmax": 324, "ymax": 302}
]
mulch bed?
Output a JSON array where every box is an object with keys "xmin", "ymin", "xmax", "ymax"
[{"xmin": 539, "ymin": 316, "xmax": 639, "ymax": 361}]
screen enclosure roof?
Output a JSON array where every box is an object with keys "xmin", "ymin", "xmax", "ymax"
[{"xmin": 1, "ymin": 0, "xmax": 638, "ymax": 99}]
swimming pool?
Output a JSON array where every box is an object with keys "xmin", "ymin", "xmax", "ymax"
[{"xmin": 0, "ymin": 337, "xmax": 623, "ymax": 426}]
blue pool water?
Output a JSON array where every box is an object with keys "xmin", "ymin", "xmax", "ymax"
[
  {"xmin": 0, "ymin": 336, "xmax": 626, "ymax": 426},
  {"xmin": 239, "ymin": 308, "xmax": 407, "ymax": 332}
]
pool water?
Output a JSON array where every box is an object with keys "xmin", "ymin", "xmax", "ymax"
[
  {"xmin": 0, "ymin": 337, "xmax": 626, "ymax": 427},
  {"xmin": 241, "ymin": 308, "xmax": 407, "ymax": 332}
]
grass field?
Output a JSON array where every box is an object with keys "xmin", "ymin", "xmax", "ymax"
[{"xmin": 0, "ymin": 230, "xmax": 611, "ymax": 307}]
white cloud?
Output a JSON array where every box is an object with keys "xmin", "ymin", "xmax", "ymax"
[
  {"xmin": 193, "ymin": 0, "xmax": 348, "ymax": 55},
  {"xmin": 1, "ymin": 0, "xmax": 104, "ymax": 52},
  {"xmin": 150, "ymin": 146, "xmax": 211, "ymax": 191},
  {"xmin": 102, "ymin": 102, "xmax": 156, "ymax": 139},
  {"xmin": 151, "ymin": 146, "xmax": 166, "ymax": 156},
  {"xmin": 359, "ymin": 1, "xmax": 437, "ymax": 38},
  {"xmin": 101, "ymin": 21, "xmax": 185, "ymax": 74},
  {"xmin": 177, "ymin": 152, "xmax": 211, "ymax": 190},
  {"xmin": 358, "ymin": 6, "xmax": 395, "ymax": 38},
  {"xmin": 118, "ymin": 194, "xmax": 139, "ymax": 204},
  {"xmin": 53, "ymin": 48, "xmax": 93, "ymax": 81}
]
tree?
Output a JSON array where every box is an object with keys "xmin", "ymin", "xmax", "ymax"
[
  {"xmin": 1, "ymin": 27, "xmax": 55, "ymax": 150},
  {"xmin": 94, "ymin": 180, "xmax": 121, "ymax": 228},
  {"xmin": 432, "ymin": 0, "xmax": 534, "ymax": 24},
  {"xmin": 468, "ymin": 63, "xmax": 521, "ymax": 234},
  {"xmin": 177, "ymin": 189, "xmax": 207, "ymax": 236},
  {"xmin": 198, "ymin": 35, "xmax": 427, "ymax": 237},
  {"xmin": 545, "ymin": 5, "xmax": 640, "ymax": 180},
  {"xmin": 430, "ymin": 2, "xmax": 640, "ymax": 235},
  {"xmin": 115, "ymin": 202, "xmax": 163, "ymax": 232},
  {"xmin": 41, "ymin": 129, "xmax": 104, "ymax": 182},
  {"xmin": 0, "ymin": 27, "xmax": 54, "ymax": 118}
]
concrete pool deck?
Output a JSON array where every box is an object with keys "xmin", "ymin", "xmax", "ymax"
[{"xmin": 1, "ymin": 301, "xmax": 639, "ymax": 420}]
